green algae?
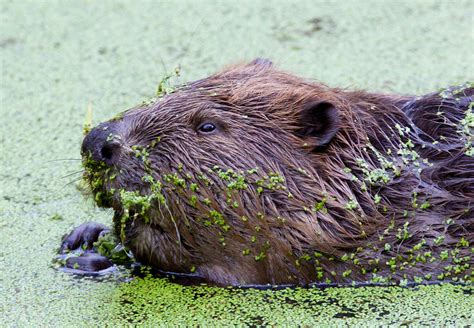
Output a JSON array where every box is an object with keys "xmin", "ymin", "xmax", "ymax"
[
  {"xmin": 2, "ymin": 0, "xmax": 474, "ymax": 326},
  {"xmin": 83, "ymin": 103, "xmax": 94, "ymax": 135},
  {"xmin": 96, "ymin": 276, "xmax": 473, "ymax": 326},
  {"xmin": 460, "ymin": 102, "xmax": 474, "ymax": 156},
  {"xmin": 155, "ymin": 66, "xmax": 181, "ymax": 98},
  {"xmin": 94, "ymin": 233, "xmax": 133, "ymax": 266}
]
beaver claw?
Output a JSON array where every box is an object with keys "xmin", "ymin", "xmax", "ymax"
[
  {"xmin": 65, "ymin": 253, "xmax": 113, "ymax": 272},
  {"xmin": 58, "ymin": 222, "xmax": 114, "ymax": 274},
  {"xmin": 60, "ymin": 221, "xmax": 110, "ymax": 253}
]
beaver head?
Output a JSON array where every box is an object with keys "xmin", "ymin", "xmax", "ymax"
[{"xmin": 81, "ymin": 59, "xmax": 473, "ymax": 286}]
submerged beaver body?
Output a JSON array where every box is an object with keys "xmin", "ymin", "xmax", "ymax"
[{"xmin": 62, "ymin": 59, "xmax": 473, "ymax": 286}]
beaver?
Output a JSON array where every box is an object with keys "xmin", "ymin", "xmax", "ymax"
[{"xmin": 60, "ymin": 58, "xmax": 473, "ymax": 286}]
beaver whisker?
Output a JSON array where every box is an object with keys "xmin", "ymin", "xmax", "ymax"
[
  {"xmin": 61, "ymin": 177, "xmax": 85, "ymax": 191},
  {"xmin": 48, "ymin": 158, "xmax": 82, "ymax": 162},
  {"xmin": 61, "ymin": 170, "xmax": 84, "ymax": 179}
]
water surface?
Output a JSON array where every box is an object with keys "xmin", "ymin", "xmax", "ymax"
[{"xmin": 1, "ymin": 0, "xmax": 473, "ymax": 325}]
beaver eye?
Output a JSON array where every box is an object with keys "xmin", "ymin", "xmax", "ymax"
[{"xmin": 198, "ymin": 122, "xmax": 216, "ymax": 133}]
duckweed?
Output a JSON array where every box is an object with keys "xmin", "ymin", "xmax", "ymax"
[
  {"xmin": 3, "ymin": 1, "xmax": 474, "ymax": 326},
  {"xmin": 92, "ymin": 276, "xmax": 474, "ymax": 326},
  {"xmin": 156, "ymin": 66, "xmax": 181, "ymax": 97},
  {"xmin": 460, "ymin": 102, "xmax": 474, "ymax": 156}
]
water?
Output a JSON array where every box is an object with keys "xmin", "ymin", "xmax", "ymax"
[{"xmin": 1, "ymin": 0, "xmax": 473, "ymax": 325}]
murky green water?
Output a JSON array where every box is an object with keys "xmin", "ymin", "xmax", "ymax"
[{"xmin": 1, "ymin": 0, "xmax": 473, "ymax": 326}]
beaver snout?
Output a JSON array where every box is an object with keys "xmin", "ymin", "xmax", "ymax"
[{"xmin": 82, "ymin": 122, "xmax": 122, "ymax": 166}]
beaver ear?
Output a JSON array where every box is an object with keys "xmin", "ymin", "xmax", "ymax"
[
  {"xmin": 249, "ymin": 58, "xmax": 273, "ymax": 69},
  {"xmin": 295, "ymin": 101, "xmax": 339, "ymax": 150}
]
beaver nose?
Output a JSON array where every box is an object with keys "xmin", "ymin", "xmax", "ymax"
[{"xmin": 82, "ymin": 123, "xmax": 122, "ymax": 166}]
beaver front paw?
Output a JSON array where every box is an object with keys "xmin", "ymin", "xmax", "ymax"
[
  {"xmin": 58, "ymin": 222, "xmax": 113, "ymax": 274},
  {"xmin": 65, "ymin": 253, "xmax": 113, "ymax": 272},
  {"xmin": 60, "ymin": 221, "xmax": 110, "ymax": 253}
]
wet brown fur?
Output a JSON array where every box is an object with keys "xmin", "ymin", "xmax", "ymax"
[{"xmin": 85, "ymin": 60, "xmax": 473, "ymax": 286}]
